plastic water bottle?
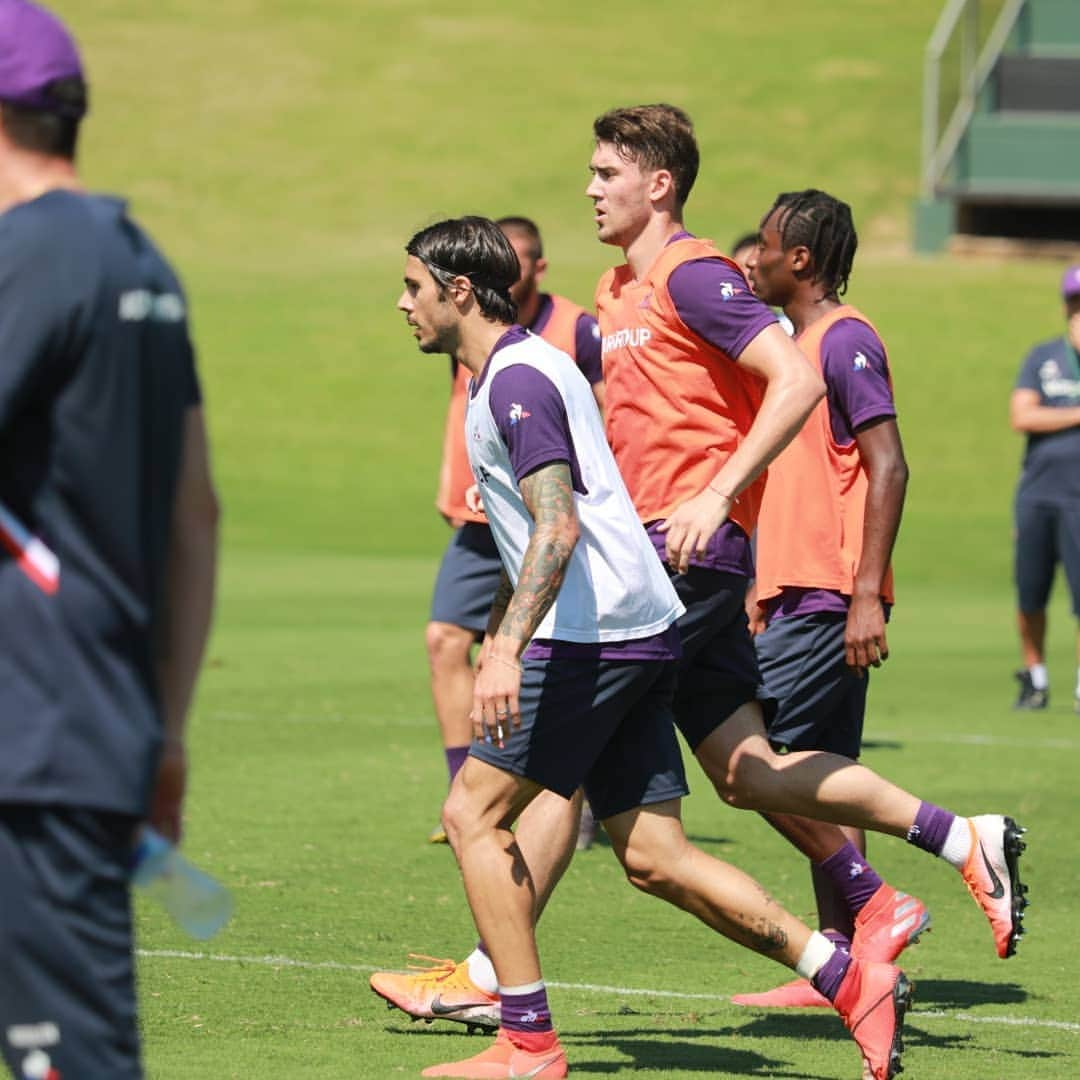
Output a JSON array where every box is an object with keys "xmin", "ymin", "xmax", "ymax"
[{"xmin": 131, "ymin": 827, "xmax": 233, "ymax": 940}]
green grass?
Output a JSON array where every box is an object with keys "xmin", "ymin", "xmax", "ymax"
[
  {"xmin": 136, "ymin": 553, "xmax": 1080, "ymax": 1078},
  {"xmin": 42, "ymin": 1, "xmax": 1080, "ymax": 1076}
]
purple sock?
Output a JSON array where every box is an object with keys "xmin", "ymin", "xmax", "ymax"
[
  {"xmin": 818, "ymin": 842, "xmax": 884, "ymax": 915},
  {"xmin": 811, "ymin": 947, "xmax": 852, "ymax": 1003},
  {"xmin": 500, "ymin": 984, "xmax": 553, "ymax": 1033},
  {"xmin": 906, "ymin": 801, "xmax": 955, "ymax": 855},
  {"xmin": 824, "ymin": 929, "xmax": 851, "ymax": 954},
  {"xmin": 445, "ymin": 746, "xmax": 469, "ymax": 783}
]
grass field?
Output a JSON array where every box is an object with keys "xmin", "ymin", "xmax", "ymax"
[{"xmin": 51, "ymin": 1, "xmax": 1080, "ymax": 1077}]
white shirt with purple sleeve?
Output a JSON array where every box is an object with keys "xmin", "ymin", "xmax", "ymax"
[{"xmin": 466, "ymin": 327, "xmax": 684, "ymax": 646}]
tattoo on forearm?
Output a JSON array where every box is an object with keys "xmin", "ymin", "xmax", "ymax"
[
  {"xmin": 487, "ymin": 571, "xmax": 514, "ymax": 637},
  {"xmin": 498, "ymin": 463, "xmax": 578, "ymax": 648}
]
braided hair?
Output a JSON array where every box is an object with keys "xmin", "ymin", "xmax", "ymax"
[{"xmin": 765, "ymin": 190, "xmax": 858, "ymax": 298}]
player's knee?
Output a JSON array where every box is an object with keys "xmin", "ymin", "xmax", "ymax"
[
  {"xmin": 425, "ymin": 621, "xmax": 471, "ymax": 670},
  {"xmin": 440, "ymin": 787, "xmax": 471, "ymax": 852},
  {"xmin": 618, "ymin": 839, "xmax": 681, "ymax": 900},
  {"xmin": 710, "ymin": 743, "xmax": 773, "ymax": 810}
]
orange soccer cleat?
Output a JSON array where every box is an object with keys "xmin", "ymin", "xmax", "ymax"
[
  {"xmin": 961, "ymin": 814, "xmax": 1029, "ymax": 958},
  {"xmin": 731, "ymin": 976, "xmax": 830, "ymax": 1009},
  {"xmin": 851, "ymin": 884, "xmax": 932, "ymax": 963},
  {"xmin": 833, "ymin": 957, "xmax": 912, "ymax": 1080},
  {"xmin": 421, "ymin": 1028, "xmax": 567, "ymax": 1079},
  {"xmin": 369, "ymin": 954, "xmax": 499, "ymax": 1034}
]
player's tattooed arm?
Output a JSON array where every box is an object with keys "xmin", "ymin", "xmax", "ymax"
[
  {"xmin": 484, "ymin": 569, "xmax": 515, "ymax": 640},
  {"xmin": 494, "ymin": 461, "xmax": 580, "ymax": 655}
]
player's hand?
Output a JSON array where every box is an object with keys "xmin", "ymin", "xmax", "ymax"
[
  {"xmin": 744, "ymin": 580, "xmax": 766, "ymax": 636},
  {"xmin": 148, "ymin": 738, "xmax": 187, "ymax": 844},
  {"xmin": 471, "ymin": 650, "xmax": 521, "ymax": 748},
  {"xmin": 657, "ymin": 487, "xmax": 734, "ymax": 574},
  {"xmin": 464, "ymin": 484, "xmax": 485, "ymax": 516},
  {"xmin": 844, "ymin": 592, "xmax": 889, "ymax": 676}
]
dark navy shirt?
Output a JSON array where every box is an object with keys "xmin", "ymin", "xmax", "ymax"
[
  {"xmin": 1014, "ymin": 336, "xmax": 1080, "ymax": 504},
  {"xmin": 0, "ymin": 190, "xmax": 200, "ymax": 814}
]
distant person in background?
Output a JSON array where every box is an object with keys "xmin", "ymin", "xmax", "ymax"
[
  {"xmin": 732, "ymin": 230, "xmax": 794, "ymax": 335},
  {"xmin": 426, "ymin": 215, "xmax": 603, "ymax": 845},
  {"xmin": 0, "ymin": 2, "xmax": 219, "ymax": 1076},
  {"xmin": 733, "ymin": 189, "xmax": 916, "ymax": 1009},
  {"xmin": 1009, "ymin": 266, "xmax": 1080, "ymax": 713}
]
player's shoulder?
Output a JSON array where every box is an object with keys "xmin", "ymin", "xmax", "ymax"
[
  {"xmin": 822, "ymin": 314, "xmax": 886, "ymax": 357},
  {"xmin": 1022, "ymin": 335, "xmax": 1064, "ymax": 364}
]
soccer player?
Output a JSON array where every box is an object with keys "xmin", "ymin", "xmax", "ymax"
[
  {"xmin": 426, "ymin": 215, "xmax": 602, "ymax": 846},
  {"xmin": 729, "ymin": 189, "xmax": 919, "ymax": 1009},
  {"xmin": 1009, "ymin": 266, "xmax": 1080, "ymax": 713},
  {"xmin": 0, "ymin": 3, "xmax": 219, "ymax": 1076},
  {"xmin": 397, "ymin": 215, "xmax": 911, "ymax": 1080},
  {"xmin": 372, "ymin": 109, "xmax": 1029, "ymax": 1062}
]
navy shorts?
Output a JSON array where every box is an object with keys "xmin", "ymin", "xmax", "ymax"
[
  {"xmin": 669, "ymin": 568, "xmax": 775, "ymax": 751},
  {"xmin": 1014, "ymin": 499, "xmax": 1080, "ymax": 617},
  {"xmin": 469, "ymin": 657, "xmax": 688, "ymax": 821},
  {"xmin": 0, "ymin": 805, "xmax": 142, "ymax": 1080},
  {"xmin": 755, "ymin": 612, "xmax": 869, "ymax": 758},
  {"xmin": 429, "ymin": 522, "xmax": 503, "ymax": 634}
]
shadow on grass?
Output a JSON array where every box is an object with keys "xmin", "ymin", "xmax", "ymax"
[
  {"xmin": 912, "ymin": 978, "xmax": 1027, "ymax": 1008},
  {"xmin": 860, "ymin": 737, "xmax": 904, "ymax": 751},
  {"xmin": 681, "ymin": 833, "xmax": 734, "ymax": 849},
  {"xmin": 383, "ymin": 1003, "xmax": 1070, "ymax": 1074}
]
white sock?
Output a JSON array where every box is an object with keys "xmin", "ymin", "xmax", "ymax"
[
  {"xmin": 1029, "ymin": 664, "xmax": 1048, "ymax": 691},
  {"xmin": 939, "ymin": 816, "xmax": 972, "ymax": 870},
  {"xmin": 466, "ymin": 946, "xmax": 498, "ymax": 994},
  {"xmin": 794, "ymin": 931, "xmax": 835, "ymax": 981}
]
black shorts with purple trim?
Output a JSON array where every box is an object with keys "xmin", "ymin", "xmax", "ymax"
[
  {"xmin": 669, "ymin": 568, "xmax": 775, "ymax": 750},
  {"xmin": 468, "ymin": 656, "xmax": 687, "ymax": 821},
  {"xmin": 429, "ymin": 522, "xmax": 503, "ymax": 634}
]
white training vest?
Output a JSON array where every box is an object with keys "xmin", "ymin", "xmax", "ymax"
[{"xmin": 466, "ymin": 331, "xmax": 684, "ymax": 643}]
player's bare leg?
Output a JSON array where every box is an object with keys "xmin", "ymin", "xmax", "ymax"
[
  {"xmin": 601, "ymin": 798, "xmax": 911, "ymax": 1079},
  {"xmin": 696, "ymin": 702, "xmax": 1026, "ymax": 959},
  {"xmin": 426, "ymin": 620, "xmax": 476, "ymax": 840},
  {"xmin": 426, "ymin": 758, "xmax": 567, "ymax": 1078}
]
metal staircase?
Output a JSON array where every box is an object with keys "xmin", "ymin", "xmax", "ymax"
[{"xmin": 914, "ymin": 0, "xmax": 1080, "ymax": 252}]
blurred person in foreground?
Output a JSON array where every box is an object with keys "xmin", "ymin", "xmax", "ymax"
[
  {"xmin": 1009, "ymin": 266, "xmax": 1080, "ymax": 713},
  {"xmin": 395, "ymin": 214, "xmax": 913, "ymax": 1080},
  {"xmin": 0, "ymin": 2, "xmax": 219, "ymax": 1075},
  {"xmin": 425, "ymin": 215, "xmax": 603, "ymax": 848}
]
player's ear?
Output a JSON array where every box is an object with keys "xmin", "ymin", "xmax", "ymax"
[
  {"xmin": 649, "ymin": 169, "xmax": 675, "ymax": 206},
  {"xmin": 789, "ymin": 245, "xmax": 812, "ymax": 274},
  {"xmin": 448, "ymin": 275, "xmax": 474, "ymax": 307},
  {"xmin": 534, "ymin": 257, "xmax": 548, "ymax": 282}
]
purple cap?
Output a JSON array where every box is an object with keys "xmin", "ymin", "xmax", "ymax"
[
  {"xmin": 0, "ymin": 0, "xmax": 85, "ymax": 117},
  {"xmin": 1062, "ymin": 265, "xmax": 1080, "ymax": 300}
]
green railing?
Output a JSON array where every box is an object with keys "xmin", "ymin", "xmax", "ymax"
[{"xmin": 921, "ymin": 0, "xmax": 1026, "ymax": 196}]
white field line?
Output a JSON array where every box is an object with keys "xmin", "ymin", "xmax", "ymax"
[
  {"xmin": 137, "ymin": 949, "xmax": 1079, "ymax": 1034},
  {"xmin": 206, "ymin": 712, "xmax": 1080, "ymax": 751},
  {"xmin": 869, "ymin": 731, "xmax": 1080, "ymax": 751}
]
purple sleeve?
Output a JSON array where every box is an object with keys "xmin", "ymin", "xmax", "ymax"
[
  {"xmin": 574, "ymin": 313, "xmax": 603, "ymax": 385},
  {"xmin": 820, "ymin": 319, "xmax": 896, "ymax": 446},
  {"xmin": 667, "ymin": 258, "xmax": 777, "ymax": 358},
  {"xmin": 488, "ymin": 364, "xmax": 584, "ymax": 490}
]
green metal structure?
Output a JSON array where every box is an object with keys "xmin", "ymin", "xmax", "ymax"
[{"xmin": 914, "ymin": 0, "xmax": 1080, "ymax": 252}]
